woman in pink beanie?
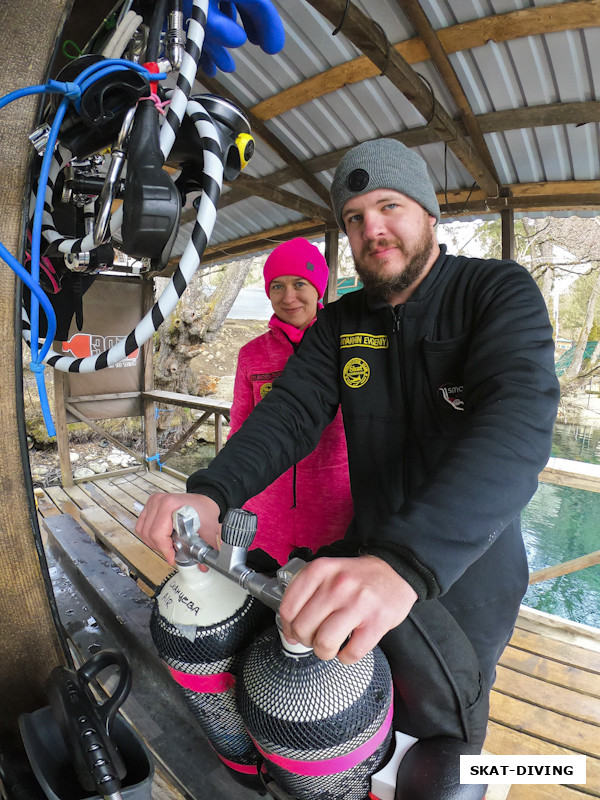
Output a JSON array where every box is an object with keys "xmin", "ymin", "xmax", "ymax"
[{"xmin": 229, "ymin": 237, "xmax": 353, "ymax": 564}]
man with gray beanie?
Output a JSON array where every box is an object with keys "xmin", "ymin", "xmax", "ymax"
[{"xmin": 137, "ymin": 138, "xmax": 559, "ymax": 796}]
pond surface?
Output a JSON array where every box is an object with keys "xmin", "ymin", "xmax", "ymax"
[
  {"xmin": 522, "ymin": 482, "xmax": 600, "ymax": 628},
  {"xmin": 551, "ymin": 421, "xmax": 600, "ymax": 465}
]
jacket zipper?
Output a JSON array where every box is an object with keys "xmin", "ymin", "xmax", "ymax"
[
  {"xmin": 291, "ymin": 339, "xmax": 299, "ymax": 510},
  {"xmin": 393, "ymin": 304, "xmax": 410, "ymax": 501}
]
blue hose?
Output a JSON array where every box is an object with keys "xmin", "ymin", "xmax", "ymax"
[{"xmin": 0, "ymin": 61, "xmax": 165, "ymax": 436}]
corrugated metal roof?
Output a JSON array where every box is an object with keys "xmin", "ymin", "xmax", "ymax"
[{"xmin": 172, "ymin": 0, "xmax": 600, "ymax": 262}]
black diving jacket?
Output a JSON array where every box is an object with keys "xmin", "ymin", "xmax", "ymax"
[{"xmin": 188, "ymin": 246, "xmax": 560, "ymax": 612}]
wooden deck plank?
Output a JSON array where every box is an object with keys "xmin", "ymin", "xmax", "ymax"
[
  {"xmin": 489, "ymin": 692, "xmax": 599, "ymax": 758},
  {"xmin": 77, "ymin": 480, "xmax": 139, "ymax": 534},
  {"xmin": 93, "ymin": 476, "xmax": 147, "ymax": 516},
  {"xmin": 484, "ymin": 723, "xmax": 599, "ymax": 795},
  {"xmin": 60, "ymin": 482, "xmax": 98, "ymax": 511},
  {"xmin": 494, "ymin": 665, "xmax": 600, "ymax": 725},
  {"xmin": 130, "ymin": 473, "xmax": 184, "ymax": 497},
  {"xmin": 140, "ymin": 469, "xmax": 186, "ymax": 493},
  {"xmin": 79, "ymin": 505, "xmax": 171, "ymax": 590},
  {"xmin": 35, "ymin": 488, "xmax": 62, "ymax": 518},
  {"xmin": 505, "ymin": 784, "xmax": 589, "ymax": 800},
  {"xmin": 509, "ymin": 627, "xmax": 600, "ymax": 674},
  {"xmin": 99, "ymin": 475, "xmax": 152, "ymax": 506},
  {"xmin": 499, "ymin": 645, "xmax": 599, "ymax": 696},
  {"xmin": 45, "ymin": 485, "xmax": 88, "ymax": 520}
]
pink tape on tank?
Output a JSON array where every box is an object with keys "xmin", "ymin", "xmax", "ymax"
[
  {"xmin": 168, "ymin": 666, "xmax": 235, "ymax": 693},
  {"xmin": 253, "ymin": 702, "xmax": 394, "ymax": 777},
  {"xmin": 215, "ymin": 751, "xmax": 259, "ymax": 774}
]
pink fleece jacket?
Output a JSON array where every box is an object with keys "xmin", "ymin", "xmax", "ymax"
[{"xmin": 229, "ymin": 321, "xmax": 353, "ymax": 564}]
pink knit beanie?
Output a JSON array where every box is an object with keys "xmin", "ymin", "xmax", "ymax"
[{"xmin": 263, "ymin": 238, "xmax": 329, "ymax": 299}]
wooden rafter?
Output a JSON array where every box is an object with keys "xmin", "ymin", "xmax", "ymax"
[
  {"xmin": 161, "ymin": 179, "xmax": 600, "ymax": 277},
  {"xmin": 303, "ymin": 0, "xmax": 499, "ymax": 196},
  {"xmin": 179, "ymin": 174, "xmax": 334, "ymax": 227},
  {"xmin": 393, "ymin": 0, "xmax": 500, "ymax": 184},
  {"xmin": 219, "ymin": 100, "xmax": 600, "ymax": 211},
  {"xmin": 229, "ymin": 174, "xmax": 335, "ymax": 224},
  {"xmin": 251, "ymin": 0, "xmax": 600, "ymax": 122},
  {"xmin": 439, "ymin": 180, "xmax": 600, "ymax": 217},
  {"xmin": 163, "ymin": 219, "xmax": 328, "ymax": 273}
]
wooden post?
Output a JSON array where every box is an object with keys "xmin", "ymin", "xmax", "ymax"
[
  {"xmin": 501, "ymin": 208, "xmax": 515, "ymax": 261},
  {"xmin": 54, "ymin": 369, "xmax": 74, "ymax": 487},
  {"xmin": 0, "ymin": 0, "xmax": 70, "ymax": 745},
  {"xmin": 215, "ymin": 412, "xmax": 224, "ymax": 453},
  {"xmin": 142, "ymin": 279, "xmax": 158, "ymax": 470},
  {"xmin": 324, "ymin": 228, "xmax": 340, "ymax": 304}
]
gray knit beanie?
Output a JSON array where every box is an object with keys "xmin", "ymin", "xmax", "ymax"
[{"xmin": 330, "ymin": 138, "xmax": 440, "ymax": 231}]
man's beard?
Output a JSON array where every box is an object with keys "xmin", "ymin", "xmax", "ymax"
[{"xmin": 354, "ymin": 225, "xmax": 435, "ymax": 303}]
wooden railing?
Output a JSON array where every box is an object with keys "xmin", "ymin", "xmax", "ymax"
[
  {"xmin": 529, "ymin": 549, "xmax": 600, "ymax": 584},
  {"xmin": 53, "ymin": 384, "xmax": 232, "ymax": 486},
  {"xmin": 142, "ymin": 389, "xmax": 231, "ymax": 475}
]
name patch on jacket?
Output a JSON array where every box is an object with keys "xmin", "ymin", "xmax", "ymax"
[
  {"xmin": 340, "ymin": 333, "xmax": 389, "ymax": 349},
  {"xmin": 251, "ymin": 371, "xmax": 283, "ymax": 381}
]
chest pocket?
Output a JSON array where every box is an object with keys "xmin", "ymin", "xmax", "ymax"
[
  {"xmin": 250, "ymin": 371, "xmax": 283, "ymax": 407},
  {"xmin": 422, "ymin": 332, "xmax": 469, "ymax": 433}
]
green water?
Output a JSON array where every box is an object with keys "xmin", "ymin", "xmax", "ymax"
[
  {"xmin": 522, "ymin": 483, "xmax": 600, "ymax": 628},
  {"xmin": 520, "ymin": 421, "xmax": 600, "ymax": 628}
]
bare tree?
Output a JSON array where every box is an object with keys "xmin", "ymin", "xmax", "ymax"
[
  {"xmin": 154, "ymin": 256, "xmax": 254, "ymax": 397},
  {"xmin": 563, "ymin": 266, "xmax": 600, "ymax": 380}
]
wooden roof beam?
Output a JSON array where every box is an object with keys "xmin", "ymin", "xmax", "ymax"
[
  {"xmin": 201, "ymin": 220, "xmax": 328, "ymax": 263},
  {"xmin": 252, "ymin": 0, "xmax": 600, "ymax": 121},
  {"xmin": 229, "ymin": 173, "xmax": 335, "ymax": 225},
  {"xmin": 178, "ymin": 180, "xmax": 600, "ymax": 271},
  {"xmin": 305, "ymin": 0, "xmax": 499, "ymax": 197},
  {"xmin": 179, "ymin": 174, "xmax": 334, "ymax": 227},
  {"xmin": 394, "ymin": 0, "xmax": 500, "ymax": 184},
  {"xmin": 439, "ymin": 180, "xmax": 600, "ymax": 217},
  {"xmin": 219, "ymin": 100, "xmax": 600, "ymax": 211},
  {"xmin": 164, "ymin": 179, "xmax": 600, "ymax": 275}
]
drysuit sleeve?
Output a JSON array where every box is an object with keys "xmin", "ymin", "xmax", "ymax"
[
  {"xmin": 364, "ymin": 262, "xmax": 559, "ymax": 599},
  {"xmin": 187, "ymin": 307, "xmax": 341, "ymax": 515}
]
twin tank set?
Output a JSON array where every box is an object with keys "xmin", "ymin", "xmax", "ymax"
[{"xmin": 150, "ymin": 506, "xmax": 395, "ymax": 800}]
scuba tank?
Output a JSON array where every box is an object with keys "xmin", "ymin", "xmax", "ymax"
[
  {"xmin": 169, "ymin": 506, "xmax": 394, "ymax": 800},
  {"xmin": 237, "ymin": 627, "xmax": 393, "ymax": 800},
  {"xmin": 149, "ymin": 507, "xmax": 273, "ymax": 790}
]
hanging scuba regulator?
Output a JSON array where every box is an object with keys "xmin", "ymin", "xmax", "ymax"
[
  {"xmin": 33, "ymin": 57, "xmax": 255, "ymax": 277},
  {"xmin": 121, "ymin": 93, "xmax": 253, "ymax": 269}
]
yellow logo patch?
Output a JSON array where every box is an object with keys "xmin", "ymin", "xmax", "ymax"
[
  {"xmin": 343, "ymin": 358, "xmax": 370, "ymax": 388},
  {"xmin": 259, "ymin": 382, "xmax": 273, "ymax": 399},
  {"xmin": 340, "ymin": 333, "xmax": 388, "ymax": 349}
]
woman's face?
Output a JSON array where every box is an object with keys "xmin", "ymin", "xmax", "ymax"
[{"xmin": 269, "ymin": 275, "xmax": 319, "ymax": 330}]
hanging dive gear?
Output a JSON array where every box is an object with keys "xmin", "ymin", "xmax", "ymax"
[
  {"xmin": 1, "ymin": 0, "xmax": 286, "ymax": 436},
  {"xmin": 49, "ymin": 55, "xmax": 150, "ymax": 159},
  {"xmin": 121, "ymin": 98, "xmax": 181, "ymax": 268}
]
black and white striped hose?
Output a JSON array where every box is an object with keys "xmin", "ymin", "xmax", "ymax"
[{"xmin": 23, "ymin": 0, "xmax": 228, "ymax": 374}]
